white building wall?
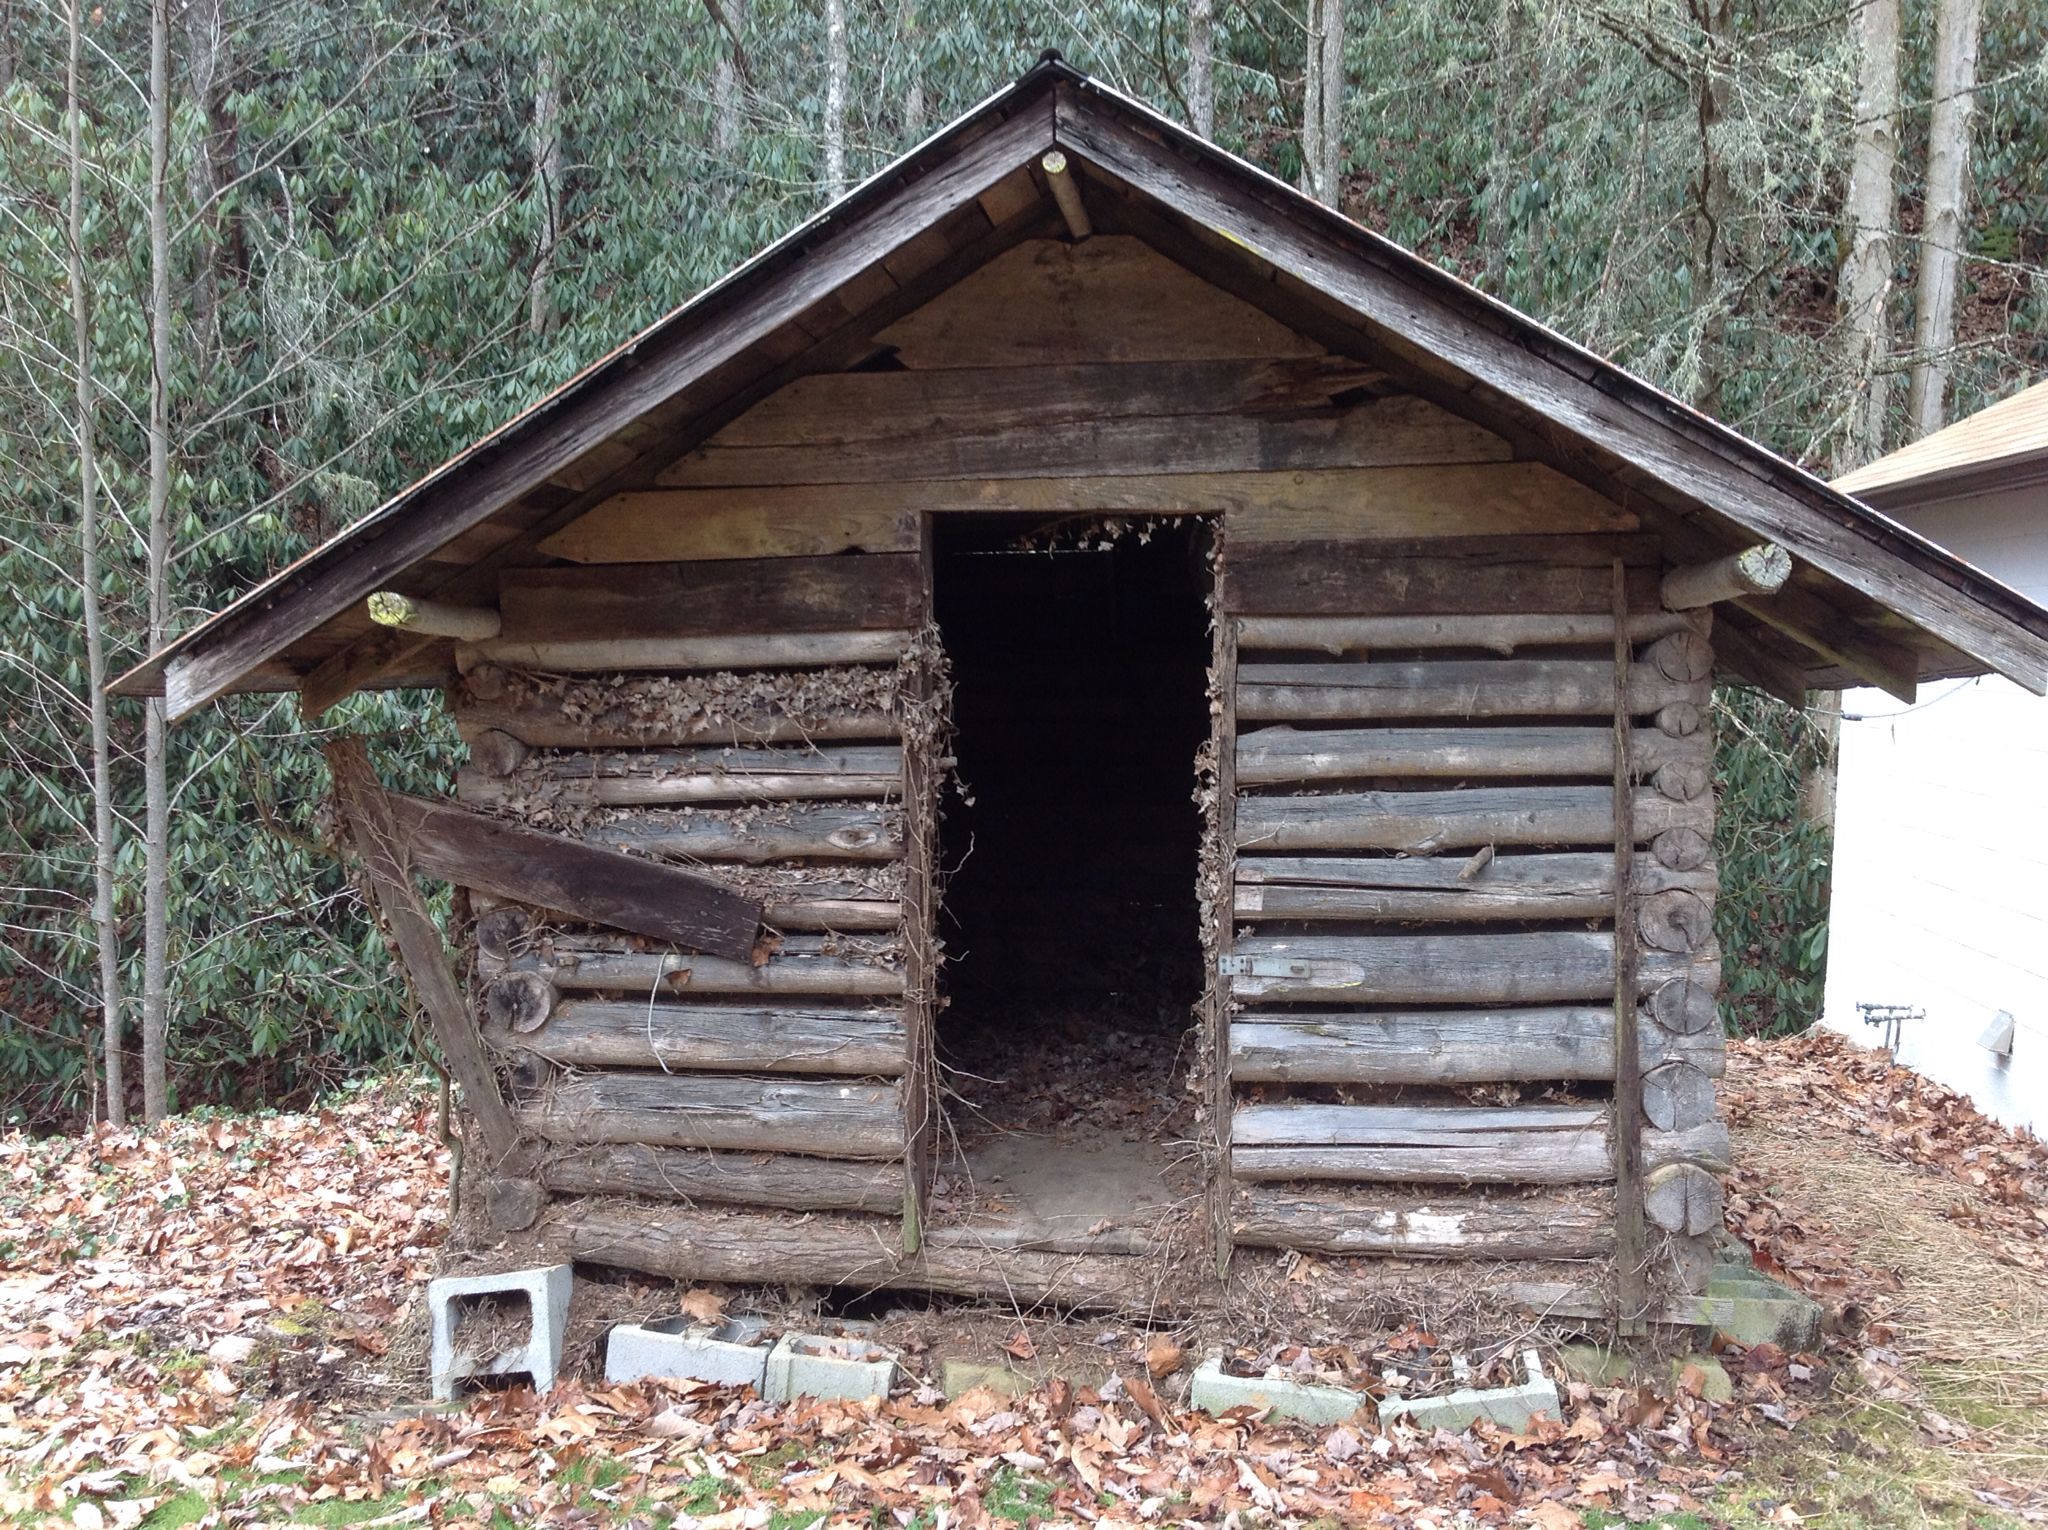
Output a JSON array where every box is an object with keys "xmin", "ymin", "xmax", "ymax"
[{"xmin": 1821, "ymin": 484, "xmax": 2048, "ymax": 1136}]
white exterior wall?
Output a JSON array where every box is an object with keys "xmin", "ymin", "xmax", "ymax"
[{"xmin": 1822, "ymin": 485, "xmax": 2048, "ymax": 1136}]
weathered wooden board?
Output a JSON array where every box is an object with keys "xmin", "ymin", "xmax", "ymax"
[
  {"xmin": 876, "ymin": 236, "xmax": 1322, "ymax": 366},
  {"xmin": 1228, "ymin": 1006, "xmax": 1725, "ymax": 1083},
  {"xmin": 457, "ymin": 744, "xmax": 905, "ymax": 810},
  {"xmin": 1236, "ymin": 611, "xmax": 1696, "ymax": 654},
  {"xmin": 374, "ymin": 791, "xmax": 761, "ymax": 961},
  {"xmin": 461, "ymin": 629, "xmax": 913, "ymax": 674},
  {"xmin": 1233, "ymin": 785, "xmax": 1712, "ymax": 854},
  {"xmin": 1236, "ymin": 659, "xmax": 1702, "ymax": 721},
  {"xmin": 539, "ymin": 500, "xmax": 921, "ymax": 565},
  {"xmin": 455, "ymin": 688, "xmax": 900, "ymax": 751},
  {"xmin": 1224, "ymin": 930, "xmax": 1720, "ymax": 1004},
  {"xmin": 1221, "ymin": 535, "xmax": 1661, "ymax": 615},
  {"xmin": 1235, "ymin": 851, "xmax": 1714, "ymax": 922},
  {"xmin": 522, "ymin": 1073, "xmax": 905, "ymax": 1157},
  {"xmin": 660, "ymin": 379, "xmax": 1509, "ymax": 486},
  {"xmin": 496, "ymin": 555, "xmax": 923, "ymax": 643},
  {"xmin": 1236, "ymin": 724, "xmax": 1708, "ymax": 784},
  {"xmin": 484, "ymin": 999, "xmax": 907, "ymax": 1076},
  {"xmin": 1233, "ymin": 1187, "xmax": 1614, "ymax": 1259},
  {"xmin": 539, "ymin": 1143, "xmax": 903, "ymax": 1212},
  {"xmin": 591, "ymin": 804, "xmax": 903, "ymax": 863}
]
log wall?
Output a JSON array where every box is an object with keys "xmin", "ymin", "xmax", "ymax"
[
  {"xmin": 1217, "ymin": 532, "xmax": 1726, "ymax": 1289},
  {"xmin": 451, "ymin": 549, "xmax": 926, "ymax": 1236}
]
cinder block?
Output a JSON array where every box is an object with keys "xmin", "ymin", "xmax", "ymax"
[
  {"xmin": 427, "ymin": 1264, "xmax": 572, "ymax": 1401},
  {"xmin": 941, "ymin": 1358, "xmax": 1030, "ymax": 1399},
  {"xmin": 606, "ymin": 1316, "xmax": 770, "ymax": 1390},
  {"xmin": 1670, "ymin": 1352, "xmax": 1733, "ymax": 1402},
  {"xmin": 763, "ymin": 1332, "xmax": 897, "ymax": 1404},
  {"xmin": 1378, "ymin": 1349, "xmax": 1559, "ymax": 1433},
  {"xmin": 1189, "ymin": 1356, "xmax": 1367, "ymax": 1426}
]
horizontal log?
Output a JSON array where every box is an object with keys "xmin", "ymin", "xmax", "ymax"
[
  {"xmin": 1637, "ymin": 889, "xmax": 1715, "ymax": 952},
  {"xmin": 561, "ymin": 1204, "xmax": 1166, "ymax": 1312},
  {"xmin": 497, "ymin": 941, "xmax": 905, "ymax": 998},
  {"xmin": 457, "ymin": 630, "xmax": 913, "ymax": 674},
  {"xmin": 1221, "ymin": 534, "xmax": 1661, "ymax": 616},
  {"xmin": 457, "ymin": 745, "xmax": 905, "ymax": 810},
  {"xmin": 1643, "ymin": 1162, "xmax": 1722, "ymax": 1235},
  {"xmin": 456, "ymin": 692, "xmax": 901, "ymax": 751},
  {"xmin": 523, "ymin": 1073, "xmax": 905, "ymax": 1158},
  {"xmin": 366, "ymin": 591, "xmax": 500, "ymax": 641},
  {"xmin": 1234, "ymin": 786, "xmax": 1712, "ymax": 855},
  {"xmin": 766, "ymin": 898, "xmax": 904, "ymax": 931},
  {"xmin": 497, "ymin": 554, "xmax": 923, "ymax": 642},
  {"xmin": 1236, "ymin": 724, "xmax": 1707, "ymax": 784},
  {"xmin": 539, "ymin": 1143, "xmax": 904, "ymax": 1213},
  {"xmin": 1234, "ymin": 851, "xmax": 1714, "ymax": 922},
  {"xmin": 1237, "ymin": 659, "xmax": 1701, "ymax": 722},
  {"xmin": 1228, "ymin": 1006, "xmax": 1725, "ymax": 1084},
  {"xmin": 590, "ymin": 805, "xmax": 903, "ymax": 863},
  {"xmin": 1231, "ymin": 1105, "xmax": 1730, "ymax": 1185},
  {"xmin": 1233, "ymin": 1188, "xmax": 1614, "ymax": 1259},
  {"xmin": 660, "ymin": 362, "xmax": 1509, "ymax": 484},
  {"xmin": 374, "ymin": 791, "xmax": 760, "ymax": 961},
  {"xmin": 485, "ymin": 1000, "xmax": 906, "ymax": 1076},
  {"xmin": 1640, "ymin": 1059, "xmax": 1719, "ymax": 1131},
  {"xmin": 1225, "ymin": 931, "xmax": 1721, "ymax": 1004},
  {"xmin": 539, "ymin": 500, "xmax": 922, "ymax": 565},
  {"xmin": 1236, "ymin": 611, "xmax": 1695, "ymax": 655},
  {"xmin": 1662, "ymin": 544, "xmax": 1791, "ymax": 610}
]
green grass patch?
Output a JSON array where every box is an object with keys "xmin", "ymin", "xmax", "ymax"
[
  {"xmin": 749, "ymin": 1440, "xmax": 812, "ymax": 1489},
  {"xmin": 293, "ymin": 1491, "xmax": 427, "ymax": 1527},
  {"xmin": 137, "ymin": 1490, "xmax": 210, "ymax": 1530},
  {"xmin": 986, "ymin": 1467, "xmax": 1056, "ymax": 1526}
]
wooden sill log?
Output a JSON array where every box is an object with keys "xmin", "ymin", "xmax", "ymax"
[
  {"xmin": 1233, "ymin": 785, "xmax": 1712, "ymax": 856},
  {"xmin": 459, "ymin": 741, "xmax": 903, "ymax": 801},
  {"xmin": 1235, "ymin": 724, "xmax": 1707, "ymax": 784},
  {"xmin": 487, "ymin": 940, "xmax": 905, "ymax": 999},
  {"xmin": 539, "ymin": 1143, "xmax": 902, "ymax": 1213},
  {"xmin": 457, "ymin": 629, "xmax": 913, "ymax": 676},
  {"xmin": 521, "ymin": 1072, "xmax": 904, "ymax": 1158},
  {"xmin": 1233, "ymin": 1187, "xmax": 1615, "ymax": 1260},
  {"xmin": 561, "ymin": 1204, "xmax": 1174, "ymax": 1312},
  {"xmin": 1234, "ymin": 850, "xmax": 1714, "ymax": 923},
  {"xmin": 1224, "ymin": 930, "xmax": 1718, "ymax": 1006},
  {"xmin": 483, "ymin": 999, "xmax": 906, "ymax": 1077},
  {"xmin": 1228, "ymin": 1005, "xmax": 1725, "ymax": 1085}
]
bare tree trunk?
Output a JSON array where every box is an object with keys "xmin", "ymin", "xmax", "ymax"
[
  {"xmin": 142, "ymin": 0, "xmax": 173, "ymax": 1124},
  {"xmin": 1906, "ymin": 0, "xmax": 1980, "ymax": 438},
  {"xmin": 1188, "ymin": 0, "xmax": 1215, "ymax": 139},
  {"xmin": 1687, "ymin": 0, "xmax": 1733, "ymax": 415},
  {"xmin": 900, "ymin": 0, "xmax": 924, "ymax": 141},
  {"xmin": 68, "ymin": 0, "xmax": 123, "ymax": 1128},
  {"xmin": 824, "ymin": 0, "xmax": 849, "ymax": 201},
  {"xmin": 528, "ymin": 47, "xmax": 561, "ymax": 338},
  {"xmin": 1836, "ymin": 0, "xmax": 1900, "ymax": 472},
  {"xmin": 1483, "ymin": 0, "xmax": 1523, "ymax": 292},
  {"xmin": 712, "ymin": 0, "xmax": 747, "ymax": 155},
  {"xmin": 1300, "ymin": 0, "xmax": 1343, "ymax": 203}
]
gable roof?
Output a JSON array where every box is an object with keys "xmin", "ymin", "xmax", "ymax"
[
  {"xmin": 1836, "ymin": 376, "xmax": 2048, "ymax": 507},
  {"xmin": 115, "ymin": 55, "xmax": 2048, "ymax": 714}
]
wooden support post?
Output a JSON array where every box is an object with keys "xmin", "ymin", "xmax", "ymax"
[
  {"xmin": 1610, "ymin": 561, "xmax": 1648, "ymax": 1334},
  {"xmin": 1041, "ymin": 150, "xmax": 1092, "ymax": 240},
  {"xmin": 326, "ymin": 738, "xmax": 522, "ymax": 1165},
  {"xmin": 1207, "ymin": 584, "xmax": 1239, "ymax": 1277},
  {"xmin": 367, "ymin": 590, "xmax": 503, "ymax": 641},
  {"xmin": 1660, "ymin": 544, "xmax": 1791, "ymax": 610},
  {"xmin": 899, "ymin": 533, "xmax": 940, "ymax": 1256}
]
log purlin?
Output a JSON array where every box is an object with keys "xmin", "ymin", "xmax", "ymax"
[{"xmin": 1220, "ymin": 532, "xmax": 1723, "ymax": 1288}]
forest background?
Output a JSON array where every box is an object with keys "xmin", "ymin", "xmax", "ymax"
[{"xmin": 1, "ymin": 0, "xmax": 2041, "ymax": 1129}]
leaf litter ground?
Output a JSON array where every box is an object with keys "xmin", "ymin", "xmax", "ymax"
[{"xmin": 2, "ymin": 1035, "xmax": 2044, "ymax": 1529}]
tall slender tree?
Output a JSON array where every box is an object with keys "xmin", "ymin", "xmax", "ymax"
[
  {"xmin": 824, "ymin": 0, "xmax": 849, "ymax": 201},
  {"xmin": 529, "ymin": 45, "xmax": 561, "ymax": 337},
  {"xmin": 67, "ymin": 0, "xmax": 122, "ymax": 1126},
  {"xmin": 1188, "ymin": 0, "xmax": 1215, "ymax": 140},
  {"xmin": 1836, "ymin": 0, "xmax": 1900, "ymax": 473},
  {"xmin": 1907, "ymin": 0, "xmax": 1981, "ymax": 438},
  {"xmin": 1301, "ymin": 0, "xmax": 1345, "ymax": 204},
  {"xmin": 141, "ymin": 0, "xmax": 174, "ymax": 1123},
  {"xmin": 900, "ymin": 0, "xmax": 924, "ymax": 141}
]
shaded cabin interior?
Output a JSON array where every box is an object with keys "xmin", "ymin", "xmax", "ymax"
[{"xmin": 116, "ymin": 65, "xmax": 2048, "ymax": 1326}]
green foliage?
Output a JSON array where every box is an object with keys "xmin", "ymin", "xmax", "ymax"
[
  {"xmin": 1712, "ymin": 687, "xmax": 1835, "ymax": 1037},
  {"xmin": 1, "ymin": 0, "xmax": 2042, "ymax": 1122}
]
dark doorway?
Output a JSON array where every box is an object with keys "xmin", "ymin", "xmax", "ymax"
[{"xmin": 930, "ymin": 515, "xmax": 1213, "ymax": 1242}]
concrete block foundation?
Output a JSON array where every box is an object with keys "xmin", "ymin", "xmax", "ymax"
[
  {"xmin": 605, "ymin": 1315, "xmax": 771, "ymax": 1390},
  {"xmin": 763, "ymin": 1332, "xmax": 898, "ymax": 1404},
  {"xmin": 427, "ymin": 1263, "xmax": 572, "ymax": 1402}
]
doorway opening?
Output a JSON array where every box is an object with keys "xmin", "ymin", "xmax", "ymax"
[{"xmin": 930, "ymin": 515, "xmax": 1214, "ymax": 1247}]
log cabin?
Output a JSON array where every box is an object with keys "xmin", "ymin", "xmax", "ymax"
[{"xmin": 116, "ymin": 56, "xmax": 2048, "ymax": 1329}]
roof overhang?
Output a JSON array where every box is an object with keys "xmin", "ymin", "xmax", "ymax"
[{"xmin": 115, "ymin": 57, "xmax": 2048, "ymax": 714}]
